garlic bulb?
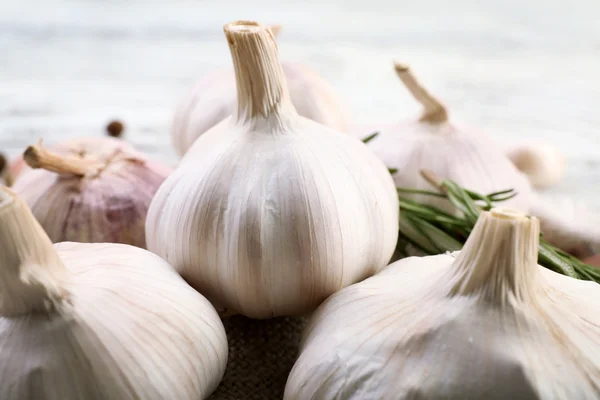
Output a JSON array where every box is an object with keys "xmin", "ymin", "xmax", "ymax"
[
  {"xmin": 530, "ymin": 196, "xmax": 600, "ymax": 259},
  {"xmin": 147, "ymin": 21, "xmax": 399, "ymax": 319},
  {"xmin": 0, "ymin": 187, "xmax": 227, "ymax": 399},
  {"xmin": 366, "ymin": 62, "xmax": 533, "ymax": 213},
  {"xmin": 170, "ymin": 24, "xmax": 350, "ymax": 156},
  {"xmin": 12, "ymin": 137, "xmax": 171, "ymax": 248},
  {"xmin": 285, "ymin": 208, "xmax": 600, "ymax": 399},
  {"xmin": 506, "ymin": 141, "xmax": 566, "ymax": 189}
]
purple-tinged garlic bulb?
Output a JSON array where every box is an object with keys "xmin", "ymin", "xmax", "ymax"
[{"xmin": 12, "ymin": 137, "xmax": 170, "ymax": 248}]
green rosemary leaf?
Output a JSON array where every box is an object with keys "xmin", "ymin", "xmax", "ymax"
[
  {"xmin": 399, "ymin": 214, "xmax": 463, "ymax": 254},
  {"xmin": 361, "ymin": 132, "xmax": 379, "ymax": 144},
  {"xmin": 397, "ymin": 174, "xmax": 599, "ymax": 284},
  {"xmin": 486, "ymin": 188, "xmax": 515, "ymax": 198},
  {"xmin": 538, "ymin": 242, "xmax": 579, "ymax": 279},
  {"xmin": 388, "ymin": 168, "xmax": 398, "ymax": 175},
  {"xmin": 397, "ymin": 187, "xmax": 447, "ymax": 198}
]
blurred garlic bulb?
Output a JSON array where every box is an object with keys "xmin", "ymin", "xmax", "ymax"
[
  {"xmin": 0, "ymin": 187, "xmax": 227, "ymax": 399},
  {"xmin": 286, "ymin": 208, "xmax": 600, "ymax": 399},
  {"xmin": 506, "ymin": 141, "xmax": 566, "ymax": 189},
  {"xmin": 170, "ymin": 24, "xmax": 351, "ymax": 156},
  {"xmin": 12, "ymin": 137, "xmax": 171, "ymax": 248},
  {"xmin": 147, "ymin": 21, "xmax": 398, "ymax": 319},
  {"xmin": 366, "ymin": 62, "xmax": 533, "ymax": 213},
  {"xmin": 530, "ymin": 196, "xmax": 600, "ymax": 259}
]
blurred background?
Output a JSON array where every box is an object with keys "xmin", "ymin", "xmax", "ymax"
[{"xmin": 1, "ymin": 0, "xmax": 599, "ymax": 206}]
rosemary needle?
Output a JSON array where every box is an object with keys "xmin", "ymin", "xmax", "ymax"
[{"xmin": 396, "ymin": 170, "xmax": 599, "ymax": 283}]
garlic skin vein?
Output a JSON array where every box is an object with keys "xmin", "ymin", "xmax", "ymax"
[
  {"xmin": 0, "ymin": 187, "xmax": 227, "ymax": 399},
  {"xmin": 147, "ymin": 21, "xmax": 399, "ymax": 319},
  {"xmin": 285, "ymin": 208, "xmax": 600, "ymax": 400}
]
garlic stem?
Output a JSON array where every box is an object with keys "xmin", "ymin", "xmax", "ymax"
[
  {"xmin": 447, "ymin": 207, "xmax": 540, "ymax": 305},
  {"xmin": 394, "ymin": 62, "xmax": 448, "ymax": 124},
  {"xmin": 420, "ymin": 169, "xmax": 446, "ymax": 193},
  {"xmin": 224, "ymin": 21, "xmax": 296, "ymax": 125},
  {"xmin": 24, "ymin": 140, "xmax": 103, "ymax": 177},
  {"xmin": 0, "ymin": 187, "xmax": 69, "ymax": 316}
]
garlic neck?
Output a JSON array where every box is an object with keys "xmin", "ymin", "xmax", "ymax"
[
  {"xmin": 394, "ymin": 62, "xmax": 448, "ymax": 124},
  {"xmin": 446, "ymin": 208, "xmax": 541, "ymax": 305},
  {"xmin": 0, "ymin": 187, "xmax": 70, "ymax": 316},
  {"xmin": 24, "ymin": 140, "xmax": 104, "ymax": 178},
  {"xmin": 224, "ymin": 21, "xmax": 296, "ymax": 127}
]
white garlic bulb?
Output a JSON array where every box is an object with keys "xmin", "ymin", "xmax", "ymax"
[
  {"xmin": 170, "ymin": 25, "xmax": 351, "ymax": 156},
  {"xmin": 147, "ymin": 21, "xmax": 399, "ymax": 319},
  {"xmin": 366, "ymin": 62, "xmax": 533, "ymax": 213},
  {"xmin": 12, "ymin": 138, "xmax": 171, "ymax": 248},
  {"xmin": 0, "ymin": 186, "xmax": 227, "ymax": 399},
  {"xmin": 506, "ymin": 141, "xmax": 566, "ymax": 189},
  {"xmin": 285, "ymin": 208, "xmax": 600, "ymax": 399}
]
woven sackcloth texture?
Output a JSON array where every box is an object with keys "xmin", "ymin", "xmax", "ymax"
[{"xmin": 209, "ymin": 315, "xmax": 309, "ymax": 400}]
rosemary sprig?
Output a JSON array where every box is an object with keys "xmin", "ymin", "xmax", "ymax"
[{"xmin": 397, "ymin": 170, "xmax": 600, "ymax": 283}]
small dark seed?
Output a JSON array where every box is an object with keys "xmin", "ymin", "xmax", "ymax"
[
  {"xmin": 106, "ymin": 120, "xmax": 125, "ymax": 138},
  {"xmin": 0, "ymin": 153, "xmax": 6, "ymax": 173}
]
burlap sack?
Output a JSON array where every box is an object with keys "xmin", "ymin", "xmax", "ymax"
[{"xmin": 209, "ymin": 315, "xmax": 309, "ymax": 400}]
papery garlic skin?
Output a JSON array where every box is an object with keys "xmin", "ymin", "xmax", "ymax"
[
  {"xmin": 506, "ymin": 141, "xmax": 566, "ymax": 189},
  {"xmin": 147, "ymin": 21, "xmax": 399, "ymax": 319},
  {"xmin": 366, "ymin": 63, "xmax": 533, "ymax": 214},
  {"xmin": 171, "ymin": 32, "xmax": 350, "ymax": 156},
  {"xmin": 12, "ymin": 137, "xmax": 171, "ymax": 248},
  {"xmin": 0, "ymin": 188, "xmax": 227, "ymax": 400},
  {"xmin": 285, "ymin": 209, "xmax": 600, "ymax": 400}
]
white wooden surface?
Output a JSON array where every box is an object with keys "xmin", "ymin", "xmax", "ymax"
[{"xmin": 1, "ymin": 0, "xmax": 599, "ymax": 208}]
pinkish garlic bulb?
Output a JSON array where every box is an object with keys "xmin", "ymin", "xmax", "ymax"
[{"xmin": 11, "ymin": 137, "xmax": 171, "ymax": 249}]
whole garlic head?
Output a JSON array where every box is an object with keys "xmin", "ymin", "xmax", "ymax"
[
  {"xmin": 285, "ymin": 208, "xmax": 600, "ymax": 399},
  {"xmin": 366, "ymin": 63, "xmax": 533, "ymax": 213},
  {"xmin": 147, "ymin": 21, "xmax": 399, "ymax": 319},
  {"xmin": 170, "ymin": 25, "xmax": 350, "ymax": 156},
  {"xmin": 0, "ymin": 187, "xmax": 227, "ymax": 399},
  {"xmin": 12, "ymin": 137, "xmax": 171, "ymax": 248},
  {"xmin": 506, "ymin": 141, "xmax": 566, "ymax": 189}
]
